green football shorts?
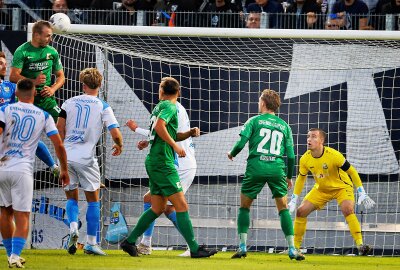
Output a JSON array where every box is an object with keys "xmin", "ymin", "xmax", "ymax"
[
  {"xmin": 145, "ymin": 161, "xmax": 183, "ymax": 197},
  {"xmin": 34, "ymin": 96, "xmax": 61, "ymax": 122},
  {"xmin": 241, "ymin": 171, "xmax": 288, "ymax": 199}
]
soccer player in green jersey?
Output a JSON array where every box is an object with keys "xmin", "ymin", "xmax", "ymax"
[
  {"xmin": 228, "ymin": 89, "xmax": 304, "ymax": 260},
  {"xmin": 10, "ymin": 20, "xmax": 65, "ymax": 177},
  {"xmin": 10, "ymin": 20, "xmax": 65, "ymax": 121},
  {"xmin": 120, "ymin": 77, "xmax": 217, "ymax": 258}
]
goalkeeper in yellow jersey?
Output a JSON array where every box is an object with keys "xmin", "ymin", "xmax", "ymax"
[{"xmin": 288, "ymin": 128, "xmax": 375, "ymax": 256}]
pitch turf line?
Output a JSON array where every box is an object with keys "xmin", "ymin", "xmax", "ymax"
[{"xmin": 0, "ymin": 250, "xmax": 398, "ymax": 270}]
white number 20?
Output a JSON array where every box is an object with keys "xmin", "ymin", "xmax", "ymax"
[{"xmin": 257, "ymin": 128, "xmax": 283, "ymax": 155}]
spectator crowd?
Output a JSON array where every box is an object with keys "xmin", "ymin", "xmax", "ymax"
[{"xmin": 1, "ymin": 0, "xmax": 400, "ymax": 30}]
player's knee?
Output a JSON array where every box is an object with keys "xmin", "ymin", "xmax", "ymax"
[
  {"xmin": 164, "ymin": 205, "xmax": 175, "ymax": 215},
  {"xmin": 342, "ymin": 208, "xmax": 354, "ymax": 217},
  {"xmin": 143, "ymin": 192, "xmax": 151, "ymax": 203},
  {"xmin": 296, "ymin": 207, "xmax": 308, "ymax": 218}
]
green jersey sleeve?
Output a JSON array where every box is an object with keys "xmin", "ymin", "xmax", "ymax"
[
  {"xmin": 52, "ymin": 50, "xmax": 63, "ymax": 72},
  {"xmin": 239, "ymin": 117, "xmax": 254, "ymax": 139},
  {"xmin": 11, "ymin": 47, "xmax": 25, "ymax": 69},
  {"xmin": 158, "ymin": 101, "xmax": 176, "ymax": 124}
]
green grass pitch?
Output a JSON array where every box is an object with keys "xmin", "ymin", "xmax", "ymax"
[{"xmin": 1, "ymin": 250, "xmax": 399, "ymax": 270}]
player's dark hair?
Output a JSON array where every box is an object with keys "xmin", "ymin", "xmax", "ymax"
[
  {"xmin": 80, "ymin": 68, "xmax": 102, "ymax": 89},
  {"xmin": 0, "ymin": 51, "xmax": 5, "ymax": 58},
  {"xmin": 32, "ymin": 20, "xmax": 53, "ymax": 34},
  {"xmin": 17, "ymin": 79, "xmax": 35, "ymax": 98},
  {"xmin": 260, "ymin": 89, "xmax": 281, "ymax": 112},
  {"xmin": 309, "ymin": 128, "xmax": 327, "ymax": 144},
  {"xmin": 160, "ymin": 77, "xmax": 180, "ymax": 96}
]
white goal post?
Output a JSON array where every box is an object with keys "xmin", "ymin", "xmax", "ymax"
[{"xmin": 27, "ymin": 24, "xmax": 400, "ymax": 256}]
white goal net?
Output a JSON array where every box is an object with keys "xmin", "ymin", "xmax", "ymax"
[{"xmin": 29, "ymin": 26, "xmax": 400, "ymax": 256}]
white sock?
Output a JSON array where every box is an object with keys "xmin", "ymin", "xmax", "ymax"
[
  {"xmin": 286, "ymin": 235, "xmax": 295, "ymax": 248},
  {"xmin": 87, "ymin": 235, "xmax": 97, "ymax": 245},
  {"xmin": 141, "ymin": 236, "xmax": 152, "ymax": 246},
  {"xmin": 70, "ymin": 222, "xmax": 79, "ymax": 232},
  {"xmin": 50, "ymin": 164, "xmax": 58, "ymax": 170}
]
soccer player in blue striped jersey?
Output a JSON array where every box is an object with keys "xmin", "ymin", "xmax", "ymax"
[
  {"xmin": 0, "ymin": 79, "xmax": 69, "ymax": 268},
  {"xmin": 57, "ymin": 68, "xmax": 123, "ymax": 256},
  {"xmin": 0, "ymin": 51, "xmax": 60, "ymax": 177}
]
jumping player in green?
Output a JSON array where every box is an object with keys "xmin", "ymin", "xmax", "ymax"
[
  {"xmin": 228, "ymin": 89, "xmax": 304, "ymax": 260},
  {"xmin": 120, "ymin": 77, "xmax": 217, "ymax": 258},
  {"xmin": 10, "ymin": 20, "xmax": 65, "ymax": 121}
]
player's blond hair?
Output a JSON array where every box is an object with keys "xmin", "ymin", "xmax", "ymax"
[
  {"xmin": 79, "ymin": 68, "xmax": 103, "ymax": 89},
  {"xmin": 32, "ymin": 20, "xmax": 53, "ymax": 34},
  {"xmin": 260, "ymin": 89, "xmax": 281, "ymax": 112},
  {"xmin": 309, "ymin": 128, "xmax": 327, "ymax": 144},
  {"xmin": 160, "ymin": 77, "xmax": 180, "ymax": 95}
]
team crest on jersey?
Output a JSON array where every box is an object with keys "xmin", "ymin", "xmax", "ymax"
[
  {"xmin": 46, "ymin": 53, "xmax": 51, "ymax": 60},
  {"xmin": 2, "ymin": 86, "xmax": 10, "ymax": 93}
]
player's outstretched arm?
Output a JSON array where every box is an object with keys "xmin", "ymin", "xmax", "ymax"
[
  {"xmin": 126, "ymin": 119, "xmax": 150, "ymax": 137},
  {"xmin": 288, "ymin": 174, "xmax": 307, "ymax": 213},
  {"xmin": 154, "ymin": 118, "xmax": 185, "ymax": 157},
  {"xmin": 357, "ymin": 186, "xmax": 376, "ymax": 210},
  {"xmin": 345, "ymin": 164, "xmax": 376, "ymax": 210},
  {"xmin": 49, "ymin": 133, "xmax": 69, "ymax": 187},
  {"xmin": 176, "ymin": 127, "xmax": 200, "ymax": 141},
  {"xmin": 228, "ymin": 135, "xmax": 248, "ymax": 160},
  {"xmin": 56, "ymin": 116, "xmax": 66, "ymax": 141},
  {"xmin": 137, "ymin": 140, "xmax": 149, "ymax": 150},
  {"xmin": 110, "ymin": 127, "xmax": 123, "ymax": 156}
]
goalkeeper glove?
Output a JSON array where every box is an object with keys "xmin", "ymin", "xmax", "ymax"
[
  {"xmin": 288, "ymin": 194, "xmax": 299, "ymax": 214},
  {"xmin": 357, "ymin": 186, "xmax": 376, "ymax": 210}
]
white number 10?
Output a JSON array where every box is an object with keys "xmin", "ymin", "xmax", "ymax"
[{"xmin": 257, "ymin": 128, "xmax": 283, "ymax": 155}]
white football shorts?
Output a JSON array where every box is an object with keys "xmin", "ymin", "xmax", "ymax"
[
  {"xmin": 167, "ymin": 168, "xmax": 196, "ymax": 206},
  {"xmin": 0, "ymin": 171, "xmax": 33, "ymax": 212},
  {"xmin": 64, "ymin": 160, "xmax": 100, "ymax": 192}
]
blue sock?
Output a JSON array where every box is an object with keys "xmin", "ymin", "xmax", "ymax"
[
  {"xmin": 143, "ymin": 202, "xmax": 155, "ymax": 237},
  {"xmin": 11, "ymin": 237, "xmax": 26, "ymax": 256},
  {"xmin": 66, "ymin": 199, "xmax": 79, "ymax": 225},
  {"xmin": 2, "ymin": 238, "xmax": 12, "ymax": 257},
  {"xmin": 86, "ymin": 202, "xmax": 100, "ymax": 237},
  {"xmin": 167, "ymin": 211, "xmax": 180, "ymax": 231},
  {"xmin": 36, "ymin": 141, "xmax": 56, "ymax": 167}
]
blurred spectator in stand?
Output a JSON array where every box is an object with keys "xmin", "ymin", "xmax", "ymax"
[
  {"xmin": 203, "ymin": 0, "xmax": 243, "ymax": 28},
  {"xmin": 164, "ymin": 0, "xmax": 203, "ymax": 27},
  {"xmin": 247, "ymin": 0, "xmax": 284, "ymax": 28},
  {"xmin": 245, "ymin": 11, "xmax": 261, "ymax": 28},
  {"xmin": 49, "ymin": 0, "xmax": 83, "ymax": 23},
  {"xmin": 327, "ymin": 0, "xmax": 370, "ymax": 30},
  {"xmin": 381, "ymin": 0, "xmax": 400, "ymax": 30},
  {"xmin": 104, "ymin": 0, "xmax": 156, "ymax": 26},
  {"xmin": 285, "ymin": 0, "xmax": 322, "ymax": 29},
  {"xmin": 0, "ymin": 0, "xmax": 12, "ymax": 30}
]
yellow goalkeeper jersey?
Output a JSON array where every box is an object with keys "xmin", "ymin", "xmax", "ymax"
[{"xmin": 298, "ymin": 146, "xmax": 354, "ymax": 192}]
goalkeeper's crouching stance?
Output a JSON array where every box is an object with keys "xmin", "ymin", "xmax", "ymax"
[{"xmin": 288, "ymin": 128, "xmax": 375, "ymax": 256}]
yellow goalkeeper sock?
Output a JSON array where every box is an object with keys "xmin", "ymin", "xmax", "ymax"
[
  {"xmin": 294, "ymin": 217, "xmax": 307, "ymax": 249},
  {"xmin": 346, "ymin": 214, "xmax": 363, "ymax": 246}
]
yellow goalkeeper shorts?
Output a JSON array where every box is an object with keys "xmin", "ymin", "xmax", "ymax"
[{"xmin": 304, "ymin": 186, "xmax": 355, "ymax": 209}]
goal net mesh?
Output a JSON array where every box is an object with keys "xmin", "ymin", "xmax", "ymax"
[{"xmin": 30, "ymin": 27, "xmax": 399, "ymax": 256}]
